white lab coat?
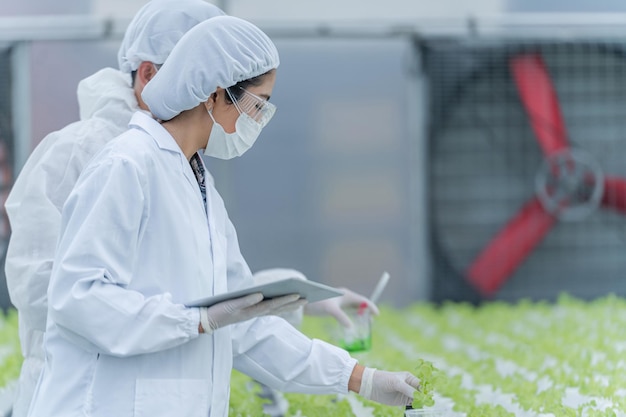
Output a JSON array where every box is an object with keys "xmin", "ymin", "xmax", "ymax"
[
  {"xmin": 4, "ymin": 68, "xmax": 138, "ymax": 417},
  {"xmin": 26, "ymin": 111, "xmax": 356, "ymax": 417}
]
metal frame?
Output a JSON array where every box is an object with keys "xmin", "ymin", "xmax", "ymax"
[
  {"xmin": 1, "ymin": 13, "xmax": 626, "ymax": 42},
  {"xmin": 9, "ymin": 42, "xmax": 31, "ymax": 177}
]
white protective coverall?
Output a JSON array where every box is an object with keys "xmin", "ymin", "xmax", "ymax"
[
  {"xmin": 26, "ymin": 111, "xmax": 356, "ymax": 417},
  {"xmin": 5, "ymin": 2, "xmax": 225, "ymax": 415},
  {"xmin": 4, "ymin": 68, "xmax": 138, "ymax": 417}
]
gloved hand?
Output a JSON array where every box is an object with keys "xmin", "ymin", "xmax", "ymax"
[
  {"xmin": 199, "ymin": 292, "xmax": 307, "ymax": 334},
  {"xmin": 358, "ymin": 367, "xmax": 420, "ymax": 406},
  {"xmin": 304, "ymin": 287, "xmax": 380, "ymax": 328}
]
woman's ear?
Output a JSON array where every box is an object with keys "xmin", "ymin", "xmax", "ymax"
[{"xmin": 205, "ymin": 92, "xmax": 218, "ymax": 112}]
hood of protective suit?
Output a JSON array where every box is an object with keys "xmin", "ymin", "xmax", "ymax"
[
  {"xmin": 117, "ymin": 0, "xmax": 225, "ymax": 73},
  {"xmin": 77, "ymin": 68, "xmax": 138, "ymax": 122},
  {"xmin": 142, "ymin": 15, "xmax": 279, "ymax": 121}
]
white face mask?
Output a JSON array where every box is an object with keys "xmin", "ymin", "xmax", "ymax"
[{"xmin": 204, "ymin": 110, "xmax": 262, "ymax": 159}]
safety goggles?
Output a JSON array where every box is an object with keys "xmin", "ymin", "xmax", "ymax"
[{"xmin": 226, "ymin": 86, "xmax": 276, "ymax": 128}]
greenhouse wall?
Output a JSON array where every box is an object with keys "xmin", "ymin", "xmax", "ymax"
[{"xmin": 1, "ymin": 16, "xmax": 626, "ymax": 310}]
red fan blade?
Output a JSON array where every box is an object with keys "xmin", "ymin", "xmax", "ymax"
[
  {"xmin": 467, "ymin": 197, "xmax": 557, "ymax": 296},
  {"xmin": 601, "ymin": 176, "xmax": 626, "ymax": 214},
  {"xmin": 511, "ymin": 54, "xmax": 569, "ymax": 157}
]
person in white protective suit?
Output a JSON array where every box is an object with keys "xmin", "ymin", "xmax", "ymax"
[
  {"xmin": 4, "ymin": 2, "xmax": 225, "ymax": 416},
  {"xmin": 24, "ymin": 16, "xmax": 419, "ymax": 417},
  {"xmin": 4, "ymin": 1, "xmax": 379, "ymax": 416}
]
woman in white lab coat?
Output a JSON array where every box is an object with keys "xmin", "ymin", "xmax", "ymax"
[{"xmin": 27, "ymin": 16, "xmax": 419, "ymax": 417}]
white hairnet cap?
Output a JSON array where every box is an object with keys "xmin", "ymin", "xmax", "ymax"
[
  {"xmin": 117, "ymin": 0, "xmax": 225, "ymax": 73},
  {"xmin": 142, "ymin": 15, "xmax": 279, "ymax": 121}
]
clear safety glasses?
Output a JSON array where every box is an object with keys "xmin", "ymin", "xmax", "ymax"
[{"xmin": 226, "ymin": 87, "xmax": 276, "ymax": 128}]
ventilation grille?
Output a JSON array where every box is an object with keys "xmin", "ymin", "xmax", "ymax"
[{"xmin": 426, "ymin": 39, "xmax": 626, "ymax": 302}]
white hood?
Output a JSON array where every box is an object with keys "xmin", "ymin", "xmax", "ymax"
[{"xmin": 77, "ymin": 67, "xmax": 138, "ymax": 122}]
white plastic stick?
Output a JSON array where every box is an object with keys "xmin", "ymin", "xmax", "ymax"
[{"xmin": 369, "ymin": 272, "xmax": 390, "ymax": 304}]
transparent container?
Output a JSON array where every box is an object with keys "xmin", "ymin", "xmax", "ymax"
[
  {"xmin": 405, "ymin": 408, "xmax": 449, "ymax": 417},
  {"xmin": 337, "ymin": 306, "xmax": 371, "ymax": 353}
]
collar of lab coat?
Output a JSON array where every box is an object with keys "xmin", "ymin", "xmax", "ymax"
[
  {"xmin": 128, "ymin": 110, "xmax": 208, "ymax": 201},
  {"xmin": 128, "ymin": 110, "xmax": 186, "ymax": 156}
]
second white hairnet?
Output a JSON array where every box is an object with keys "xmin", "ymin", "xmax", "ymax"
[
  {"xmin": 117, "ymin": 0, "xmax": 225, "ymax": 73},
  {"xmin": 142, "ymin": 15, "xmax": 280, "ymax": 121}
]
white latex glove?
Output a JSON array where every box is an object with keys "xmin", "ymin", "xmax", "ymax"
[
  {"xmin": 199, "ymin": 292, "xmax": 307, "ymax": 334},
  {"xmin": 252, "ymin": 268, "xmax": 308, "ymax": 327},
  {"xmin": 304, "ymin": 287, "xmax": 380, "ymax": 328},
  {"xmin": 358, "ymin": 367, "xmax": 420, "ymax": 406}
]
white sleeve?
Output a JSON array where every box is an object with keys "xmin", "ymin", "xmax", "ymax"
[
  {"xmin": 223, "ymin": 215, "xmax": 254, "ymax": 292},
  {"xmin": 231, "ymin": 316, "xmax": 357, "ymax": 395},
  {"xmin": 5, "ymin": 129, "xmax": 83, "ymax": 346},
  {"xmin": 48, "ymin": 156, "xmax": 199, "ymax": 357}
]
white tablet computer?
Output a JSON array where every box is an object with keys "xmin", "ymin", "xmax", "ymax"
[{"xmin": 185, "ymin": 278, "xmax": 344, "ymax": 308}]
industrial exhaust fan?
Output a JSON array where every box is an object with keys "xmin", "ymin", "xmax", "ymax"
[{"xmin": 426, "ymin": 40, "xmax": 626, "ymax": 302}]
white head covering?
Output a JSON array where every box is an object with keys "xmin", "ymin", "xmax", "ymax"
[
  {"xmin": 141, "ymin": 15, "xmax": 279, "ymax": 121},
  {"xmin": 117, "ymin": 0, "xmax": 225, "ymax": 73}
]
